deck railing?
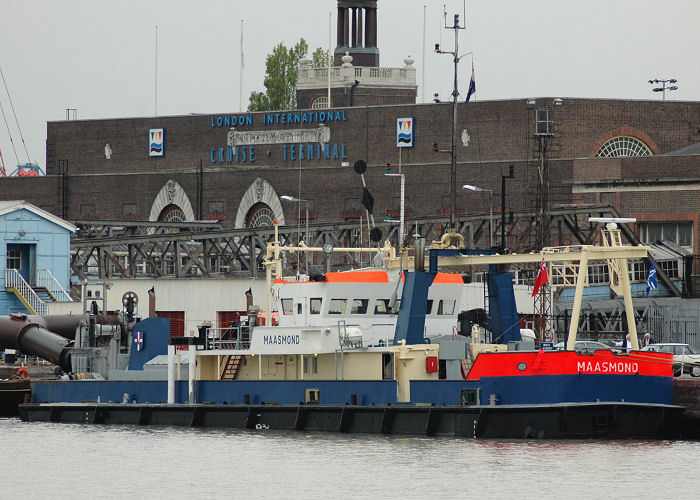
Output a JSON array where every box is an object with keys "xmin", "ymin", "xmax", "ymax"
[{"xmin": 205, "ymin": 326, "xmax": 251, "ymax": 350}]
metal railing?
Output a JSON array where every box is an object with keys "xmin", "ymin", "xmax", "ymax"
[
  {"xmin": 646, "ymin": 307, "xmax": 700, "ymax": 350},
  {"xmin": 4, "ymin": 269, "xmax": 47, "ymax": 315},
  {"xmin": 36, "ymin": 269, "xmax": 72, "ymax": 302},
  {"xmin": 297, "ymin": 64, "xmax": 416, "ymax": 89},
  {"xmin": 205, "ymin": 326, "xmax": 252, "ymax": 350}
]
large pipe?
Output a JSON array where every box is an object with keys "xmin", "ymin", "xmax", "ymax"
[
  {"xmin": 16, "ymin": 324, "xmax": 72, "ymax": 372},
  {"xmin": 25, "ymin": 314, "xmax": 83, "ymax": 340},
  {"xmin": 0, "ymin": 314, "xmax": 83, "ymax": 373},
  {"xmin": 0, "ymin": 314, "xmax": 82, "ymax": 346}
]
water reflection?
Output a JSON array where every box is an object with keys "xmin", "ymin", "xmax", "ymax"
[{"xmin": 2, "ymin": 418, "xmax": 699, "ymax": 499}]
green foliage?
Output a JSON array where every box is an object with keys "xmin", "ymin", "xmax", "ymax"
[
  {"xmin": 311, "ymin": 47, "xmax": 330, "ymax": 69},
  {"xmin": 248, "ymin": 38, "xmax": 325, "ymax": 112}
]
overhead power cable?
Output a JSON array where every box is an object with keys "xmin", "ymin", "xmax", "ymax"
[
  {"xmin": 0, "ymin": 94, "xmax": 19, "ymax": 165},
  {"xmin": 0, "ymin": 64, "xmax": 31, "ymax": 163}
]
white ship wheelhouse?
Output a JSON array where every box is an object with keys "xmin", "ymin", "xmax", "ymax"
[{"xmin": 272, "ymin": 268, "xmax": 466, "ymax": 345}]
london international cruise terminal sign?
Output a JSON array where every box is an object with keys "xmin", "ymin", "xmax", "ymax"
[{"xmin": 209, "ymin": 111, "xmax": 349, "ymax": 165}]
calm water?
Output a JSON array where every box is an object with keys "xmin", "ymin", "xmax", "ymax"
[{"xmin": 2, "ymin": 417, "xmax": 699, "ymax": 499}]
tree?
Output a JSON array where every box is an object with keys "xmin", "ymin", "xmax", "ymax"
[
  {"xmin": 248, "ymin": 39, "xmax": 327, "ymax": 112},
  {"xmin": 311, "ymin": 47, "xmax": 330, "ymax": 69}
]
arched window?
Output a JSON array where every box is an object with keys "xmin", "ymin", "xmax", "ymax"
[
  {"xmin": 158, "ymin": 204, "xmax": 186, "ymax": 223},
  {"xmin": 595, "ymin": 136, "xmax": 652, "ymax": 158},
  {"xmin": 246, "ymin": 202, "xmax": 275, "ymax": 228},
  {"xmin": 311, "ymin": 96, "xmax": 328, "ymax": 109}
]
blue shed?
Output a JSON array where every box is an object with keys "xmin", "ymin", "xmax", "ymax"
[{"xmin": 0, "ymin": 201, "xmax": 76, "ymax": 315}]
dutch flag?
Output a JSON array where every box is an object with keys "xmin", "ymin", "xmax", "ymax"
[{"xmin": 466, "ymin": 62, "xmax": 476, "ymax": 102}]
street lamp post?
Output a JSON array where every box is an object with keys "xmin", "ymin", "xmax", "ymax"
[
  {"xmin": 281, "ymin": 195, "xmax": 309, "ymax": 274},
  {"xmin": 462, "ymin": 184, "xmax": 493, "ymax": 248},
  {"xmin": 500, "ymin": 165, "xmax": 514, "ymax": 252},
  {"xmin": 648, "ymin": 78, "xmax": 678, "ymax": 100}
]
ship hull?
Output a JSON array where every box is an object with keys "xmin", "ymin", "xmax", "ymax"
[
  {"xmin": 0, "ymin": 379, "xmax": 30, "ymax": 416},
  {"xmin": 19, "ymin": 400, "xmax": 682, "ymax": 439}
]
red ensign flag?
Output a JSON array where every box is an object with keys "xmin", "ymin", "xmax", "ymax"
[{"xmin": 532, "ymin": 258, "xmax": 549, "ymax": 296}]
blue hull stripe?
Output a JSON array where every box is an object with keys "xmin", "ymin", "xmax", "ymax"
[
  {"xmin": 31, "ymin": 380, "xmax": 399, "ymax": 406},
  {"xmin": 32, "ymin": 374, "xmax": 673, "ymax": 407}
]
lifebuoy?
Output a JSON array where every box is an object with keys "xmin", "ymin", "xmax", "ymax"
[{"xmin": 16, "ymin": 367, "xmax": 30, "ymax": 379}]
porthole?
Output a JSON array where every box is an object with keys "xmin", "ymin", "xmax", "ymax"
[{"xmin": 517, "ymin": 362, "xmax": 527, "ymax": 371}]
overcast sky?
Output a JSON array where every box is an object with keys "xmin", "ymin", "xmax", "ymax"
[{"xmin": 1, "ymin": 0, "xmax": 698, "ymax": 171}]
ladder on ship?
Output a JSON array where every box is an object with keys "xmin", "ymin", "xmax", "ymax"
[
  {"xmin": 220, "ymin": 355, "xmax": 243, "ymax": 380},
  {"xmin": 483, "ymin": 274, "xmax": 491, "ymax": 343}
]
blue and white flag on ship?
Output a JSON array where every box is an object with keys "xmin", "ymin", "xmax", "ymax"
[
  {"xmin": 646, "ymin": 260, "xmax": 657, "ymax": 296},
  {"xmin": 466, "ymin": 62, "xmax": 476, "ymax": 102}
]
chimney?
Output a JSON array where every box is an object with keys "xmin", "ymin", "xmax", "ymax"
[
  {"xmin": 148, "ymin": 286, "xmax": 156, "ymax": 317},
  {"xmin": 245, "ymin": 288, "xmax": 253, "ymax": 311}
]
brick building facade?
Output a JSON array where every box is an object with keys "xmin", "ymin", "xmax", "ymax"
[{"xmin": 0, "ymin": 97, "xmax": 699, "ymax": 252}]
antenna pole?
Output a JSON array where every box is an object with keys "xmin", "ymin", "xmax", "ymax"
[
  {"xmin": 435, "ymin": 14, "xmax": 465, "ymax": 231},
  {"xmin": 421, "ymin": 5, "xmax": 426, "ymax": 103},
  {"xmin": 154, "ymin": 25, "xmax": 158, "ymax": 116},
  {"xmin": 328, "ymin": 11, "xmax": 332, "ymax": 108},
  {"xmin": 239, "ymin": 20, "xmax": 244, "ymax": 112},
  {"xmin": 450, "ymin": 15, "xmax": 459, "ymax": 230}
]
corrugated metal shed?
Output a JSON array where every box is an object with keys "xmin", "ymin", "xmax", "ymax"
[
  {"xmin": 662, "ymin": 142, "xmax": 700, "ymax": 156},
  {"xmin": 648, "ymin": 240, "xmax": 691, "ymax": 261}
]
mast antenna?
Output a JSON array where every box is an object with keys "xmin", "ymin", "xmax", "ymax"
[{"xmin": 434, "ymin": 11, "xmax": 468, "ymax": 231}]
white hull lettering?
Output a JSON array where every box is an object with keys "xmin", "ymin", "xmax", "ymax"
[{"xmin": 577, "ymin": 361, "xmax": 639, "ymax": 374}]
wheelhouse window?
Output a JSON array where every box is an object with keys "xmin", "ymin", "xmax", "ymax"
[
  {"xmin": 426, "ymin": 300, "xmax": 433, "ymax": 315},
  {"xmin": 350, "ymin": 299, "xmax": 369, "ymax": 314},
  {"xmin": 281, "ymin": 298, "xmax": 294, "ymax": 315},
  {"xmin": 374, "ymin": 299, "xmax": 392, "ymax": 315},
  {"xmin": 310, "ymin": 298, "xmax": 322, "ymax": 314},
  {"xmin": 437, "ymin": 299, "xmax": 456, "ymax": 315},
  {"xmin": 328, "ymin": 299, "xmax": 347, "ymax": 314}
]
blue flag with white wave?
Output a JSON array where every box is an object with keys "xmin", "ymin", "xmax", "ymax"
[{"xmin": 646, "ymin": 261, "xmax": 657, "ymax": 296}]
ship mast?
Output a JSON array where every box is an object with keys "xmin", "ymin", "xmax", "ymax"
[{"xmin": 435, "ymin": 12, "xmax": 467, "ymax": 231}]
